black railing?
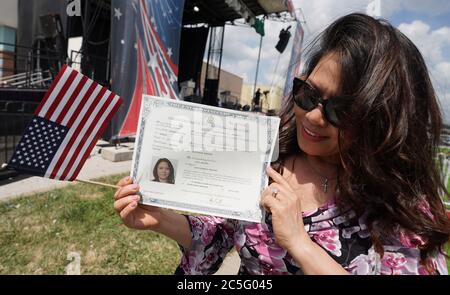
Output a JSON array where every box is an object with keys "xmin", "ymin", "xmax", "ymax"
[
  {"xmin": 0, "ymin": 89, "xmax": 46, "ymax": 165},
  {"xmin": 0, "ymin": 41, "xmax": 64, "ymax": 89}
]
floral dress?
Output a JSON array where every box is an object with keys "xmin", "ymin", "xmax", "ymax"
[{"xmin": 175, "ymin": 199, "xmax": 448, "ymax": 275}]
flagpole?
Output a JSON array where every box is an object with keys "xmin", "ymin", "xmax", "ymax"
[
  {"xmin": 75, "ymin": 178, "xmax": 119, "ymax": 189},
  {"xmin": 252, "ymin": 33, "xmax": 263, "ymax": 108}
]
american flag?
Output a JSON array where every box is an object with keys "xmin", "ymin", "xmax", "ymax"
[{"xmin": 8, "ymin": 65, "xmax": 123, "ymax": 181}]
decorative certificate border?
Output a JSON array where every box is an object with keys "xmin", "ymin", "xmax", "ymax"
[{"xmin": 130, "ymin": 95, "xmax": 280, "ymax": 222}]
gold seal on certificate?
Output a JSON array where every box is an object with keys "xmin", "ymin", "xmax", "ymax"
[{"xmin": 131, "ymin": 95, "xmax": 280, "ymax": 222}]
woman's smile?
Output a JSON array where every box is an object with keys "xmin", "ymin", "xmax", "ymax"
[{"xmin": 301, "ymin": 124, "xmax": 329, "ymax": 142}]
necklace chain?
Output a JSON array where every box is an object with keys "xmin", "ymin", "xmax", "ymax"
[{"xmin": 305, "ymin": 157, "xmax": 338, "ymax": 193}]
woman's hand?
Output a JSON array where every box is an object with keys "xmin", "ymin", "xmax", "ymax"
[
  {"xmin": 260, "ymin": 166, "xmax": 349, "ymax": 275},
  {"xmin": 114, "ymin": 176, "xmax": 163, "ymax": 230},
  {"xmin": 260, "ymin": 166, "xmax": 312, "ymax": 252}
]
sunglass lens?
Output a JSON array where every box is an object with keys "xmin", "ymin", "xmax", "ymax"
[
  {"xmin": 324, "ymin": 101, "xmax": 341, "ymax": 126},
  {"xmin": 295, "ymin": 82, "xmax": 318, "ymax": 111}
]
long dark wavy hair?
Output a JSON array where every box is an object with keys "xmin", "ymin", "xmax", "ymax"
[{"xmin": 274, "ymin": 13, "xmax": 450, "ymax": 263}]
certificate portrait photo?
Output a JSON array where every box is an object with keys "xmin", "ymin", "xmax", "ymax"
[{"xmin": 150, "ymin": 157, "xmax": 176, "ymax": 184}]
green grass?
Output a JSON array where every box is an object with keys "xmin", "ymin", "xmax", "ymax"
[
  {"xmin": 0, "ymin": 173, "xmax": 449, "ymax": 274},
  {"xmin": 0, "ymin": 173, "xmax": 181, "ymax": 274},
  {"xmin": 439, "ymin": 146, "xmax": 450, "ymax": 154}
]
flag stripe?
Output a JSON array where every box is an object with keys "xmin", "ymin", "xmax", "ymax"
[
  {"xmin": 143, "ymin": 57, "xmax": 156, "ymax": 94},
  {"xmin": 141, "ymin": 15, "xmax": 156, "ymax": 55},
  {"xmin": 118, "ymin": 40, "xmax": 145, "ymax": 137},
  {"xmin": 69, "ymin": 96, "xmax": 122, "ymax": 181},
  {"xmin": 65, "ymin": 94, "xmax": 122, "ymax": 180},
  {"xmin": 59, "ymin": 90, "xmax": 114, "ymax": 180},
  {"xmin": 42, "ymin": 70, "xmax": 78, "ymax": 120},
  {"xmin": 45, "ymin": 85, "xmax": 105, "ymax": 178},
  {"xmin": 62, "ymin": 80, "xmax": 96, "ymax": 127},
  {"xmin": 50, "ymin": 72, "xmax": 84, "ymax": 123},
  {"xmin": 160, "ymin": 66, "xmax": 173, "ymax": 97},
  {"xmin": 65, "ymin": 82, "xmax": 101, "ymax": 127},
  {"xmin": 49, "ymin": 86, "xmax": 109, "ymax": 179},
  {"xmin": 34, "ymin": 64, "xmax": 68, "ymax": 115},
  {"xmin": 155, "ymin": 67, "xmax": 166, "ymax": 94},
  {"xmin": 37, "ymin": 66, "xmax": 73, "ymax": 117},
  {"xmin": 55, "ymin": 76, "xmax": 90, "ymax": 124}
]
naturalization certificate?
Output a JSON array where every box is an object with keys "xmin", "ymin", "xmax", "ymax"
[{"xmin": 130, "ymin": 95, "xmax": 280, "ymax": 222}]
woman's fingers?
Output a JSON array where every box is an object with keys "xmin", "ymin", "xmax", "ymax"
[
  {"xmin": 266, "ymin": 166, "xmax": 294, "ymax": 193},
  {"xmin": 116, "ymin": 176, "xmax": 132, "ymax": 187},
  {"xmin": 266, "ymin": 183, "xmax": 291, "ymax": 201},
  {"xmin": 262, "ymin": 183, "xmax": 302, "ymax": 213},
  {"xmin": 260, "ymin": 190, "xmax": 279, "ymax": 212},
  {"xmin": 119, "ymin": 201, "xmax": 138, "ymax": 221},
  {"xmin": 114, "ymin": 195, "xmax": 141, "ymax": 213},
  {"xmin": 114, "ymin": 183, "xmax": 140, "ymax": 200},
  {"xmin": 263, "ymin": 183, "xmax": 294, "ymax": 205}
]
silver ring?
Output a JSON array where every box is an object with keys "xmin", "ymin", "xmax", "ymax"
[{"xmin": 271, "ymin": 187, "xmax": 279, "ymax": 198}]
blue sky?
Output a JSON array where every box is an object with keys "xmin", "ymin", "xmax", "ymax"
[{"xmin": 219, "ymin": 0, "xmax": 450, "ymax": 123}]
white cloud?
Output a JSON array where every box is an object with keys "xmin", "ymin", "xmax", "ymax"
[
  {"xmin": 398, "ymin": 21, "xmax": 450, "ymax": 123},
  {"xmin": 382, "ymin": 0, "xmax": 450, "ymax": 17},
  {"xmin": 293, "ymin": 0, "xmax": 372, "ymax": 38},
  {"xmin": 398, "ymin": 21, "xmax": 450, "ymax": 64}
]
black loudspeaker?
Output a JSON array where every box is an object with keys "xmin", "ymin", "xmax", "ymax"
[{"xmin": 275, "ymin": 26, "xmax": 292, "ymax": 54}]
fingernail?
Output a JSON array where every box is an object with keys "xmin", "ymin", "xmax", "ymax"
[
  {"xmin": 132, "ymin": 184, "xmax": 139, "ymax": 190},
  {"xmin": 132, "ymin": 195, "xmax": 140, "ymax": 201},
  {"xmin": 125, "ymin": 176, "xmax": 131, "ymax": 182},
  {"xmin": 131, "ymin": 202, "xmax": 137, "ymax": 208}
]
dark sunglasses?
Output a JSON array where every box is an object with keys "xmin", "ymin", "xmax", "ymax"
[{"xmin": 292, "ymin": 77, "xmax": 350, "ymax": 127}]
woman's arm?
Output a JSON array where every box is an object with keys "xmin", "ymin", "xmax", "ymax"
[
  {"xmin": 287, "ymin": 236, "xmax": 349, "ymax": 275},
  {"xmin": 153, "ymin": 210, "xmax": 192, "ymax": 248}
]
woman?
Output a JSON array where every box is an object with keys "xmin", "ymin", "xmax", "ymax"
[
  {"xmin": 152, "ymin": 158, "xmax": 175, "ymax": 184},
  {"xmin": 113, "ymin": 13, "xmax": 450, "ymax": 274}
]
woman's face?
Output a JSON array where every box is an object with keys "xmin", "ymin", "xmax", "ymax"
[
  {"xmin": 294, "ymin": 54, "xmax": 341, "ymax": 159},
  {"xmin": 157, "ymin": 161, "xmax": 171, "ymax": 181}
]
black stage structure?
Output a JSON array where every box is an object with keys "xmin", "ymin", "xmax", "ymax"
[{"xmin": 0, "ymin": 0, "xmax": 292, "ymax": 175}]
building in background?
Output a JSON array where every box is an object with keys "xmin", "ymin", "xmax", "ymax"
[
  {"xmin": 241, "ymin": 84, "xmax": 283, "ymax": 113},
  {"xmin": 0, "ymin": 0, "xmax": 18, "ymax": 78},
  {"xmin": 199, "ymin": 62, "xmax": 243, "ymax": 109}
]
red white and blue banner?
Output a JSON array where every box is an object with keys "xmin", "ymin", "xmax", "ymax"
[
  {"xmin": 283, "ymin": 19, "xmax": 304, "ymax": 98},
  {"xmin": 110, "ymin": 0, "xmax": 185, "ymax": 138}
]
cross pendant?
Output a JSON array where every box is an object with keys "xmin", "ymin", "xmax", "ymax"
[{"xmin": 322, "ymin": 178, "xmax": 328, "ymax": 193}]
